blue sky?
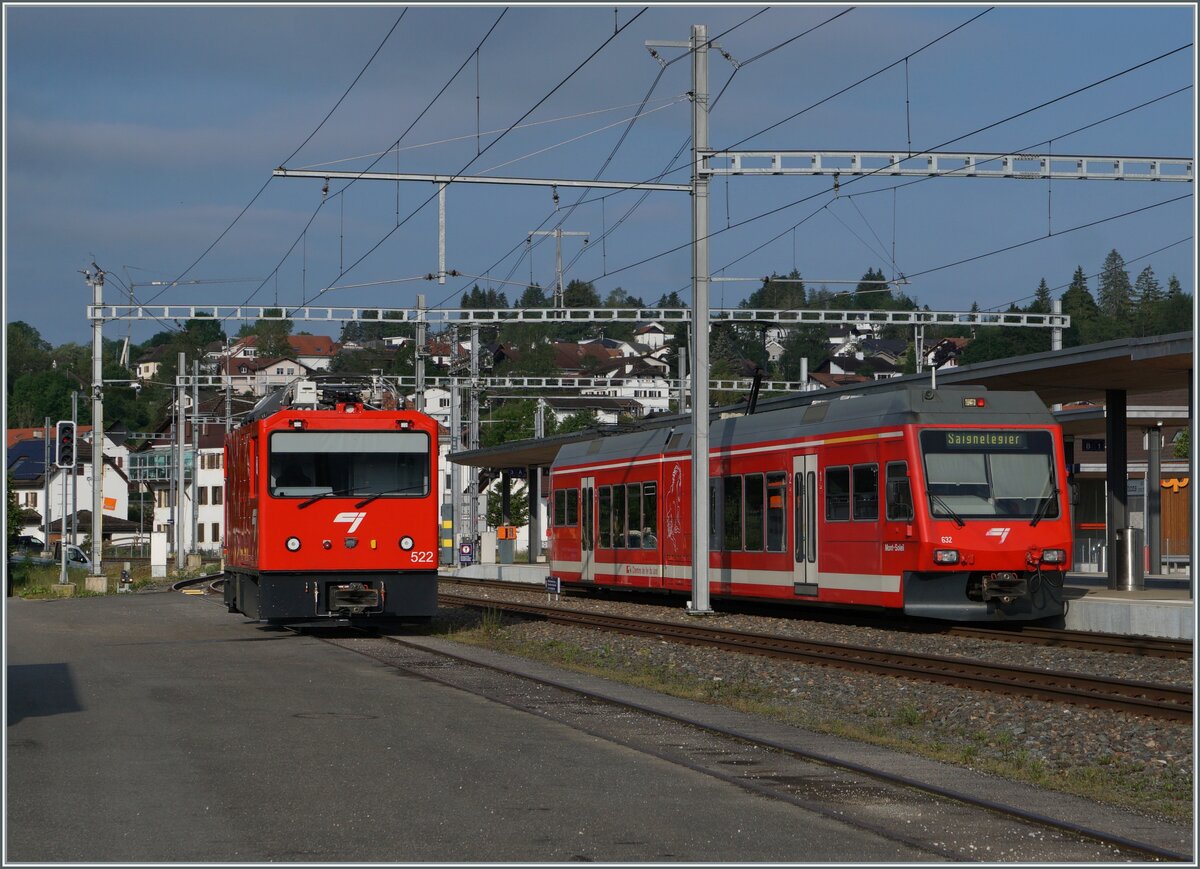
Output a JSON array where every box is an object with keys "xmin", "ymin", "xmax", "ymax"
[{"xmin": 4, "ymin": 3, "xmax": 1196, "ymax": 349}]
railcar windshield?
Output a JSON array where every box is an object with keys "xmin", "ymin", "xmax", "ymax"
[
  {"xmin": 269, "ymin": 431, "xmax": 429, "ymax": 498},
  {"xmin": 919, "ymin": 429, "xmax": 1059, "ymax": 521}
]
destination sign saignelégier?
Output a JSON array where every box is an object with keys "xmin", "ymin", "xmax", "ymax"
[{"xmin": 944, "ymin": 431, "xmax": 1027, "ymax": 450}]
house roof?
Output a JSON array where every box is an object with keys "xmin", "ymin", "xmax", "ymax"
[{"xmin": 233, "ymin": 334, "xmax": 340, "ymax": 357}]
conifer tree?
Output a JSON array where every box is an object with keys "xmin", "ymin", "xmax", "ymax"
[
  {"xmin": 1133, "ymin": 265, "xmax": 1164, "ymax": 335},
  {"xmin": 1059, "ymin": 266, "xmax": 1100, "ymax": 346},
  {"xmin": 1097, "ymin": 249, "xmax": 1134, "ymax": 330}
]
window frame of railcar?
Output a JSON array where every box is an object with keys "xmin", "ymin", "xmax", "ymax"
[
  {"xmin": 885, "ymin": 462, "xmax": 914, "ymax": 521},
  {"xmin": 598, "ymin": 486, "xmax": 613, "ymax": 549},
  {"xmin": 626, "ymin": 483, "xmax": 642, "ymax": 549},
  {"xmin": 641, "ymin": 482, "xmax": 658, "ymax": 549},
  {"xmin": 766, "ymin": 472, "xmax": 786, "ymax": 552},
  {"xmin": 723, "ymin": 475, "xmax": 743, "ymax": 551},
  {"xmin": 852, "ymin": 463, "xmax": 879, "ymax": 521},
  {"xmin": 709, "ymin": 478, "xmax": 721, "ymax": 551},
  {"xmin": 612, "ymin": 483, "xmax": 628, "ymax": 549},
  {"xmin": 825, "ymin": 466, "xmax": 851, "ymax": 522},
  {"xmin": 744, "ymin": 473, "xmax": 765, "ymax": 551},
  {"xmin": 565, "ymin": 488, "xmax": 579, "ymax": 526}
]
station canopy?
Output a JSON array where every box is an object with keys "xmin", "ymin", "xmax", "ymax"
[{"xmin": 450, "ymin": 331, "xmax": 1194, "ymax": 472}]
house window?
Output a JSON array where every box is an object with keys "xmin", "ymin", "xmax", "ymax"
[
  {"xmin": 198, "ymin": 524, "xmax": 205, "ymax": 543},
  {"xmin": 212, "ymin": 523, "xmax": 220, "ymax": 544},
  {"xmin": 198, "ymin": 488, "xmax": 208, "ymax": 505},
  {"xmin": 212, "ymin": 486, "xmax": 223, "ymax": 505}
]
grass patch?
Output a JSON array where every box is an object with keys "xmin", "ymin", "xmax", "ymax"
[
  {"xmin": 432, "ymin": 616, "xmax": 1193, "ymax": 824},
  {"xmin": 9, "ymin": 559, "xmax": 216, "ymax": 598}
]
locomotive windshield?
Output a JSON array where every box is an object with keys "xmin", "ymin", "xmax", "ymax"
[
  {"xmin": 919, "ymin": 429, "xmax": 1059, "ymax": 521},
  {"xmin": 269, "ymin": 431, "xmax": 429, "ymax": 498}
]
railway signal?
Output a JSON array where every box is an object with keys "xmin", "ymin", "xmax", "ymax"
[{"xmin": 55, "ymin": 420, "xmax": 76, "ymax": 469}]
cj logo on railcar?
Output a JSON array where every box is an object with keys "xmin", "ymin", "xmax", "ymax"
[
  {"xmin": 985, "ymin": 527, "xmax": 1012, "ymax": 543},
  {"xmin": 334, "ymin": 512, "xmax": 368, "ymax": 533}
]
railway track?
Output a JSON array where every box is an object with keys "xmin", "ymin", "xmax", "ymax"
[
  {"xmin": 439, "ymin": 576, "xmax": 1194, "ymax": 659},
  {"xmin": 438, "ymin": 591, "xmax": 1193, "ymax": 722}
]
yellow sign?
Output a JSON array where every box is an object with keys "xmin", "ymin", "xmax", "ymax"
[
  {"xmin": 1161, "ymin": 477, "xmax": 1190, "ymax": 493},
  {"xmin": 103, "ymin": 497, "xmax": 117, "ymax": 512}
]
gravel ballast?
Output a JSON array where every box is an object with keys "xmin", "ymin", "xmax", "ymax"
[{"xmin": 435, "ymin": 580, "xmax": 1194, "ymax": 823}]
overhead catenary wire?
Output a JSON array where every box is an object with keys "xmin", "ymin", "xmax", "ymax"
[
  {"xmin": 443, "ymin": 6, "xmax": 838, "ymax": 311},
  {"xmin": 228, "ymin": 9, "xmax": 510, "ymax": 319},
  {"xmin": 586, "ymin": 42, "xmax": 1194, "ymax": 293},
  {"xmin": 290, "ymin": 7, "xmax": 651, "ymax": 316},
  {"xmin": 292, "ymin": 95, "xmax": 688, "ymax": 170},
  {"xmin": 145, "ymin": 10, "xmax": 409, "ymax": 311}
]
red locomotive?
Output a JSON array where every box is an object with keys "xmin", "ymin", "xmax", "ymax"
[
  {"xmin": 223, "ymin": 377, "xmax": 440, "ymax": 622},
  {"xmin": 548, "ymin": 386, "xmax": 1071, "ymax": 621}
]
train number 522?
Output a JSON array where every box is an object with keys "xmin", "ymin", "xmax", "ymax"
[{"xmin": 410, "ymin": 550, "xmax": 435, "ymax": 563}]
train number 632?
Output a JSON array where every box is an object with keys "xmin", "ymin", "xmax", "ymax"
[{"xmin": 410, "ymin": 550, "xmax": 436, "ymax": 563}]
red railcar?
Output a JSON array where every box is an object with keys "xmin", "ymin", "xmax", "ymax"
[
  {"xmin": 223, "ymin": 378, "xmax": 439, "ymax": 622},
  {"xmin": 548, "ymin": 387, "xmax": 1071, "ymax": 621}
]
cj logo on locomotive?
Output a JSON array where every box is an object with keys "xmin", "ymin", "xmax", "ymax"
[
  {"xmin": 333, "ymin": 512, "xmax": 368, "ymax": 533},
  {"xmin": 985, "ymin": 527, "xmax": 1012, "ymax": 544}
]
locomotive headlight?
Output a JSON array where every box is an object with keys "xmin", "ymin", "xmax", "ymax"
[
  {"xmin": 399, "ymin": 536, "xmax": 414, "ymax": 551},
  {"xmin": 933, "ymin": 549, "xmax": 960, "ymax": 565},
  {"xmin": 286, "ymin": 536, "xmax": 302, "ymax": 552},
  {"xmin": 1041, "ymin": 548, "xmax": 1066, "ymax": 564}
]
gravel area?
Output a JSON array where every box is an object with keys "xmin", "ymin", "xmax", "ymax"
[{"xmin": 437, "ymin": 579, "xmax": 1194, "ymax": 822}]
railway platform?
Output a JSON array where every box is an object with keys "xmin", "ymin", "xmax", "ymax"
[
  {"xmin": 442, "ymin": 564, "xmax": 1195, "ymax": 641},
  {"xmin": 1063, "ymin": 574, "xmax": 1193, "ymax": 641}
]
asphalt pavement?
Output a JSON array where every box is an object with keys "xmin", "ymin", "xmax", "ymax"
[{"xmin": 6, "ymin": 591, "xmax": 930, "ymax": 863}]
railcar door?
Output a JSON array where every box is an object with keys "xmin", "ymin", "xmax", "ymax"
[
  {"xmin": 792, "ymin": 454, "xmax": 819, "ymax": 595},
  {"xmin": 580, "ymin": 476, "xmax": 596, "ymax": 582}
]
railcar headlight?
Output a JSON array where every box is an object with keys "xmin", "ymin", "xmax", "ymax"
[
  {"xmin": 399, "ymin": 536, "xmax": 414, "ymax": 551},
  {"xmin": 1041, "ymin": 548, "xmax": 1066, "ymax": 564},
  {"xmin": 933, "ymin": 549, "xmax": 960, "ymax": 565},
  {"xmin": 286, "ymin": 537, "xmax": 301, "ymax": 552}
]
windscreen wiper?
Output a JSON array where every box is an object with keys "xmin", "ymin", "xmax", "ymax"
[
  {"xmin": 354, "ymin": 485, "xmax": 425, "ymax": 508},
  {"xmin": 927, "ymin": 492, "xmax": 965, "ymax": 528},
  {"xmin": 1029, "ymin": 487, "xmax": 1060, "ymax": 527},
  {"xmin": 297, "ymin": 487, "xmax": 362, "ymax": 509}
]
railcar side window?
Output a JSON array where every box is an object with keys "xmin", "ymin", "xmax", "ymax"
[
  {"xmin": 885, "ymin": 462, "xmax": 914, "ymax": 521},
  {"xmin": 626, "ymin": 483, "xmax": 642, "ymax": 549},
  {"xmin": 613, "ymin": 483, "xmax": 628, "ymax": 549},
  {"xmin": 642, "ymin": 483, "xmax": 658, "ymax": 548},
  {"xmin": 723, "ymin": 475, "xmax": 743, "ymax": 551},
  {"xmin": 852, "ymin": 464, "xmax": 879, "ymax": 521},
  {"xmin": 553, "ymin": 490, "xmax": 565, "ymax": 526},
  {"xmin": 598, "ymin": 487, "xmax": 612, "ymax": 549},
  {"xmin": 825, "ymin": 466, "xmax": 850, "ymax": 521},
  {"xmin": 709, "ymin": 479, "xmax": 720, "ymax": 550},
  {"xmin": 744, "ymin": 474, "xmax": 764, "ymax": 551},
  {"xmin": 766, "ymin": 473, "xmax": 786, "ymax": 552},
  {"xmin": 566, "ymin": 489, "xmax": 579, "ymax": 526}
]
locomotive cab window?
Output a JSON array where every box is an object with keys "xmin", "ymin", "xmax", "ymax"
[
  {"xmin": 268, "ymin": 431, "xmax": 429, "ymax": 498},
  {"xmin": 920, "ymin": 429, "xmax": 1059, "ymax": 521}
]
